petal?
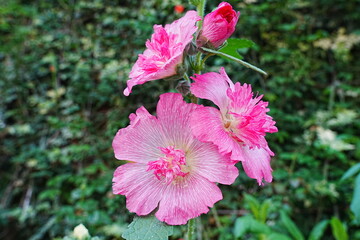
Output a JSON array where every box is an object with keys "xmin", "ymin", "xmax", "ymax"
[
  {"xmin": 113, "ymin": 163, "xmax": 166, "ymax": 215},
  {"xmin": 188, "ymin": 140, "xmax": 238, "ymax": 185},
  {"xmin": 190, "ymin": 67, "xmax": 233, "ymax": 110},
  {"xmin": 155, "ymin": 173, "xmax": 222, "ymax": 225},
  {"xmin": 112, "ymin": 111, "xmax": 164, "ymax": 163},
  {"xmin": 240, "ymin": 146, "xmax": 273, "ymax": 185},
  {"xmin": 156, "ymin": 93, "xmax": 199, "ymax": 149},
  {"xmin": 190, "ymin": 106, "xmax": 240, "ymax": 157},
  {"xmin": 165, "ymin": 10, "xmax": 201, "ymax": 45}
]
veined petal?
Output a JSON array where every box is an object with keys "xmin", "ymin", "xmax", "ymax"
[
  {"xmin": 113, "ymin": 163, "xmax": 166, "ymax": 215},
  {"xmin": 155, "ymin": 173, "xmax": 222, "ymax": 225},
  {"xmin": 240, "ymin": 146, "xmax": 273, "ymax": 185},
  {"xmin": 188, "ymin": 140, "xmax": 238, "ymax": 185},
  {"xmin": 190, "ymin": 67, "xmax": 232, "ymax": 110}
]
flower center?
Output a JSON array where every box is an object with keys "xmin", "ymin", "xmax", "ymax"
[
  {"xmin": 223, "ymin": 112, "xmax": 244, "ymax": 143},
  {"xmin": 147, "ymin": 146, "xmax": 189, "ymax": 184}
]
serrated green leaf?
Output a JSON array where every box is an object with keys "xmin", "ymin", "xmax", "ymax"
[
  {"xmin": 122, "ymin": 215, "xmax": 173, "ymax": 240},
  {"xmin": 330, "ymin": 217, "xmax": 348, "ymax": 240},
  {"xmin": 350, "ymin": 174, "xmax": 360, "ymax": 223},
  {"xmin": 308, "ymin": 220, "xmax": 329, "ymax": 240},
  {"xmin": 219, "ymin": 38, "xmax": 256, "ymax": 59},
  {"xmin": 280, "ymin": 211, "xmax": 305, "ymax": 240},
  {"xmin": 341, "ymin": 163, "xmax": 360, "ymax": 181}
]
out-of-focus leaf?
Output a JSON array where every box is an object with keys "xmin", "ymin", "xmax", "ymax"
[
  {"xmin": 280, "ymin": 211, "xmax": 305, "ymax": 240},
  {"xmin": 266, "ymin": 233, "xmax": 292, "ymax": 240},
  {"xmin": 330, "ymin": 217, "xmax": 348, "ymax": 240},
  {"xmin": 350, "ymin": 174, "xmax": 360, "ymax": 223},
  {"xmin": 244, "ymin": 194, "xmax": 260, "ymax": 220},
  {"xmin": 234, "ymin": 215, "xmax": 252, "ymax": 238},
  {"xmin": 122, "ymin": 215, "xmax": 173, "ymax": 240},
  {"xmin": 341, "ymin": 163, "xmax": 360, "ymax": 181},
  {"xmin": 259, "ymin": 200, "xmax": 271, "ymax": 223},
  {"xmin": 233, "ymin": 215, "xmax": 271, "ymax": 238},
  {"xmin": 308, "ymin": 219, "xmax": 329, "ymax": 240}
]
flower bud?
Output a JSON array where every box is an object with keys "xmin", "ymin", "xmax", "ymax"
[{"xmin": 197, "ymin": 2, "xmax": 240, "ymax": 49}]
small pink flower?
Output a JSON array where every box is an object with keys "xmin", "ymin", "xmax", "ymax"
[
  {"xmin": 112, "ymin": 93, "xmax": 238, "ymax": 225},
  {"xmin": 124, "ymin": 11, "xmax": 201, "ymax": 96},
  {"xmin": 190, "ymin": 68, "xmax": 278, "ymax": 185},
  {"xmin": 197, "ymin": 2, "xmax": 240, "ymax": 49}
]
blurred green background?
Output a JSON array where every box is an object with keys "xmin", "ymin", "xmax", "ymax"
[{"xmin": 1, "ymin": 0, "xmax": 360, "ymax": 239}]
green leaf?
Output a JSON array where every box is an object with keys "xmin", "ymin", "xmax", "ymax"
[
  {"xmin": 340, "ymin": 163, "xmax": 360, "ymax": 181},
  {"xmin": 244, "ymin": 194, "xmax": 261, "ymax": 220},
  {"xmin": 233, "ymin": 215, "xmax": 252, "ymax": 238},
  {"xmin": 266, "ymin": 233, "xmax": 292, "ymax": 240},
  {"xmin": 259, "ymin": 200, "xmax": 271, "ymax": 223},
  {"xmin": 201, "ymin": 47, "xmax": 268, "ymax": 76},
  {"xmin": 350, "ymin": 174, "xmax": 360, "ymax": 223},
  {"xmin": 330, "ymin": 217, "xmax": 348, "ymax": 240},
  {"xmin": 280, "ymin": 211, "xmax": 305, "ymax": 240},
  {"xmin": 308, "ymin": 220, "xmax": 329, "ymax": 240},
  {"xmin": 122, "ymin": 215, "xmax": 173, "ymax": 240},
  {"xmin": 219, "ymin": 38, "xmax": 256, "ymax": 59},
  {"xmin": 233, "ymin": 215, "xmax": 272, "ymax": 238}
]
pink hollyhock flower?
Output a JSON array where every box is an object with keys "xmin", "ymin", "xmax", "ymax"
[
  {"xmin": 112, "ymin": 93, "xmax": 238, "ymax": 225},
  {"xmin": 123, "ymin": 11, "xmax": 201, "ymax": 96},
  {"xmin": 190, "ymin": 68, "xmax": 278, "ymax": 185},
  {"xmin": 197, "ymin": 2, "xmax": 240, "ymax": 49}
]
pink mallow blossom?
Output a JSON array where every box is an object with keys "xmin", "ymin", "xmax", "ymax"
[
  {"xmin": 112, "ymin": 93, "xmax": 238, "ymax": 225},
  {"xmin": 123, "ymin": 11, "xmax": 200, "ymax": 96},
  {"xmin": 197, "ymin": 2, "xmax": 240, "ymax": 49},
  {"xmin": 190, "ymin": 68, "xmax": 278, "ymax": 185}
]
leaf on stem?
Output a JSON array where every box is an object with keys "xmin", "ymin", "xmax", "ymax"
[
  {"xmin": 201, "ymin": 47, "xmax": 268, "ymax": 76},
  {"xmin": 218, "ymin": 38, "xmax": 256, "ymax": 59}
]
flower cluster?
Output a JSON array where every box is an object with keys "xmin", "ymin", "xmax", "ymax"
[{"xmin": 113, "ymin": 2, "xmax": 277, "ymax": 225}]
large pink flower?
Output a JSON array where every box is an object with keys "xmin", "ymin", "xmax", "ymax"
[
  {"xmin": 197, "ymin": 2, "xmax": 240, "ymax": 49},
  {"xmin": 112, "ymin": 93, "xmax": 238, "ymax": 225},
  {"xmin": 190, "ymin": 68, "xmax": 278, "ymax": 185},
  {"xmin": 124, "ymin": 11, "xmax": 201, "ymax": 96}
]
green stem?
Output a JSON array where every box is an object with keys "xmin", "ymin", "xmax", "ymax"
[
  {"xmin": 183, "ymin": 72, "xmax": 191, "ymax": 84},
  {"xmin": 201, "ymin": 47, "xmax": 268, "ymax": 76},
  {"xmin": 187, "ymin": 218, "xmax": 196, "ymax": 240},
  {"xmin": 197, "ymin": 0, "xmax": 207, "ymax": 28}
]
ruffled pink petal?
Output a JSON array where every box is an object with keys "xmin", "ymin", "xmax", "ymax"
[
  {"xmin": 113, "ymin": 163, "xmax": 166, "ymax": 215},
  {"xmin": 240, "ymin": 146, "xmax": 273, "ymax": 185},
  {"xmin": 190, "ymin": 106, "xmax": 242, "ymax": 158},
  {"xmin": 165, "ymin": 10, "xmax": 201, "ymax": 45},
  {"xmin": 190, "ymin": 67, "xmax": 233, "ymax": 110},
  {"xmin": 155, "ymin": 173, "xmax": 222, "ymax": 225},
  {"xmin": 188, "ymin": 140, "xmax": 238, "ymax": 185},
  {"xmin": 124, "ymin": 11, "xmax": 200, "ymax": 96}
]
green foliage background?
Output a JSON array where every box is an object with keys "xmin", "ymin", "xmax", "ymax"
[{"xmin": 1, "ymin": 0, "xmax": 359, "ymax": 239}]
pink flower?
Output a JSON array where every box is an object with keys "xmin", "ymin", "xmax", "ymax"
[
  {"xmin": 190, "ymin": 68, "xmax": 278, "ymax": 185},
  {"xmin": 124, "ymin": 11, "xmax": 201, "ymax": 96},
  {"xmin": 112, "ymin": 93, "xmax": 238, "ymax": 225},
  {"xmin": 197, "ymin": 2, "xmax": 240, "ymax": 49}
]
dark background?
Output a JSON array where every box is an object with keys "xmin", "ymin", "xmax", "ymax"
[{"xmin": 1, "ymin": 0, "xmax": 359, "ymax": 239}]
